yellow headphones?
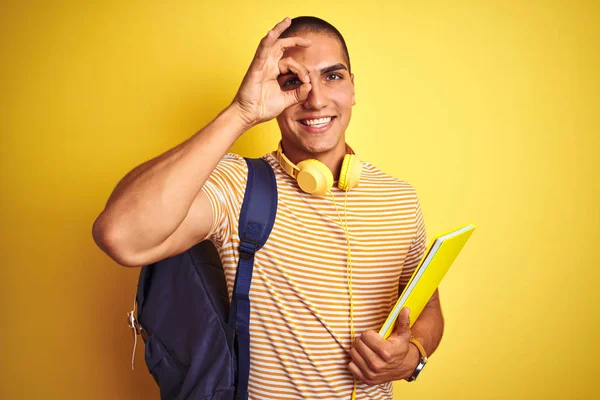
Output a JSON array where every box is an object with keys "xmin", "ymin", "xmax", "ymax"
[
  {"xmin": 275, "ymin": 142, "xmax": 363, "ymax": 196},
  {"xmin": 276, "ymin": 141, "xmax": 361, "ymax": 399}
]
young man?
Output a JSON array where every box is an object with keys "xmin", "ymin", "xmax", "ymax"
[{"xmin": 93, "ymin": 16, "xmax": 444, "ymax": 399}]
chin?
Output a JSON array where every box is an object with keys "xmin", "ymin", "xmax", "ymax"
[{"xmin": 294, "ymin": 133, "xmax": 343, "ymax": 155}]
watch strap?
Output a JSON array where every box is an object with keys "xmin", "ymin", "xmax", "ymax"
[{"xmin": 410, "ymin": 336, "xmax": 428, "ymax": 360}]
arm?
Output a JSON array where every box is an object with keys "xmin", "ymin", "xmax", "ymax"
[
  {"xmin": 348, "ymin": 289, "xmax": 444, "ymax": 385},
  {"xmin": 92, "ymin": 17, "xmax": 312, "ymax": 267},
  {"xmin": 410, "ymin": 288, "xmax": 444, "ymax": 361},
  {"xmin": 92, "ymin": 107, "xmax": 248, "ymax": 267}
]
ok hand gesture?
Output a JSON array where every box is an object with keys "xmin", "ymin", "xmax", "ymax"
[{"xmin": 232, "ymin": 17, "xmax": 312, "ymax": 127}]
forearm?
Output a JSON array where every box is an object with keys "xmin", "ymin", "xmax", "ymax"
[
  {"xmin": 394, "ymin": 290, "xmax": 444, "ymax": 381},
  {"xmin": 411, "ymin": 289, "xmax": 444, "ymax": 357},
  {"xmin": 93, "ymin": 105, "xmax": 249, "ymax": 256}
]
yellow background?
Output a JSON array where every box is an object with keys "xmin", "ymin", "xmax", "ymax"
[{"xmin": 1, "ymin": 1, "xmax": 599, "ymax": 399}]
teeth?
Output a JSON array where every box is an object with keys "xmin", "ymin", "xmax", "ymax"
[{"xmin": 303, "ymin": 117, "xmax": 332, "ymax": 126}]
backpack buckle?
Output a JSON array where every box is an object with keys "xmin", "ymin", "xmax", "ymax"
[
  {"xmin": 127, "ymin": 309, "xmax": 141, "ymax": 370},
  {"xmin": 239, "ymin": 238, "xmax": 258, "ymax": 260},
  {"xmin": 127, "ymin": 310, "xmax": 141, "ymax": 335},
  {"xmin": 127, "ymin": 310, "xmax": 148, "ymax": 340},
  {"xmin": 127, "ymin": 306, "xmax": 150, "ymax": 370}
]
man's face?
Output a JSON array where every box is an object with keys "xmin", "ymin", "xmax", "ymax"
[{"xmin": 276, "ymin": 31, "xmax": 355, "ymax": 158}]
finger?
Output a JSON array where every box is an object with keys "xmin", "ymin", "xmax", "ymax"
[
  {"xmin": 348, "ymin": 361, "xmax": 367, "ymax": 383},
  {"xmin": 360, "ymin": 330, "xmax": 395, "ymax": 363},
  {"xmin": 354, "ymin": 333, "xmax": 387, "ymax": 369},
  {"xmin": 276, "ymin": 36, "xmax": 312, "ymax": 53},
  {"xmin": 278, "ymin": 57, "xmax": 310, "ymax": 83},
  {"xmin": 259, "ymin": 18, "xmax": 292, "ymax": 54},
  {"xmin": 393, "ymin": 307, "xmax": 411, "ymax": 335},
  {"xmin": 255, "ymin": 30, "xmax": 277, "ymax": 61},
  {"xmin": 270, "ymin": 16, "xmax": 292, "ymax": 39},
  {"xmin": 283, "ymin": 82, "xmax": 311, "ymax": 108},
  {"xmin": 255, "ymin": 17, "xmax": 292, "ymax": 60},
  {"xmin": 349, "ymin": 342, "xmax": 371, "ymax": 375}
]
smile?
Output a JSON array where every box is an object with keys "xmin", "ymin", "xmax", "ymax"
[{"xmin": 298, "ymin": 116, "xmax": 336, "ymax": 131}]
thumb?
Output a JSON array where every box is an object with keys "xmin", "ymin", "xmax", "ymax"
[
  {"xmin": 392, "ymin": 307, "xmax": 411, "ymax": 337},
  {"xmin": 284, "ymin": 82, "xmax": 311, "ymax": 107}
]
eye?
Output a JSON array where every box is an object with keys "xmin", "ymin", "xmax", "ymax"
[
  {"xmin": 326, "ymin": 73, "xmax": 342, "ymax": 81},
  {"xmin": 282, "ymin": 77, "xmax": 301, "ymax": 88}
]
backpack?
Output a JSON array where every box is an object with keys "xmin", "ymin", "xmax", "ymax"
[{"xmin": 128, "ymin": 158, "xmax": 278, "ymax": 400}]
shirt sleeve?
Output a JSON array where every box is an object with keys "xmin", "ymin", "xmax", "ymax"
[
  {"xmin": 399, "ymin": 194, "xmax": 427, "ymax": 286},
  {"xmin": 200, "ymin": 153, "xmax": 248, "ymax": 248}
]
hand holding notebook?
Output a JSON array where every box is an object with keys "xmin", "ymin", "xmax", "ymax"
[{"xmin": 379, "ymin": 223, "xmax": 476, "ymax": 339}]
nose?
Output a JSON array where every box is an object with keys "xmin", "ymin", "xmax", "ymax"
[{"xmin": 302, "ymin": 79, "xmax": 327, "ymax": 110}]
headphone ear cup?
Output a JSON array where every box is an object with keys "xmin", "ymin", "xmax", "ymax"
[
  {"xmin": 296, "ymin": 159, "xmax": 334, "ymax": 196},
  {"xmin": 338, "ymin": 155, "xmax": 351, "ymax": 191},
  {"xmin": 338, "ymin": 154, "xmax": 362, "ymax": 191}
]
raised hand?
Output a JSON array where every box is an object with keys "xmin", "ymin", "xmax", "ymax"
[{"xmin": 232, "ymin": 17, "xmax": 312, "ymax": 127}]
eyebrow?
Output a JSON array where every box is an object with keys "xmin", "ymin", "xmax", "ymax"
[
  {"xmin": 278, "ymin": 63, "xmax": 348, "ymax": 79},
  {"xmin": 320, "ymin": 63, "xmax": 348, "ymax": 75}
]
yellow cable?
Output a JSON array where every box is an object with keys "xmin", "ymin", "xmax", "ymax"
[
  {"xmin": 330, "ymin": 189, "xmax": 357, "ymax": 399},
  {"xmin": 343, "ymin": 190, "xmax": 354, "ymax": 344},
  {"xmin": 344, "ymin": 190, "xmax": 357, "ymax": 400}
]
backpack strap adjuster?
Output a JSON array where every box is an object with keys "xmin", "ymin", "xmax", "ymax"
[{"xmin": 239, "ymin": 238, "xmax": 258, "ymax": 260}]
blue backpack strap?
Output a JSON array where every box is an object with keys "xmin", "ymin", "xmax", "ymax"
[{"xmin": 228, "ymin": 157, "xmax": 277, "ymax": 400}]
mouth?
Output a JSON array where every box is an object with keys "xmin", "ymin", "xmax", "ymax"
[{"xmin": 297, "ymin": 116, "xmax": 336, "ymax": 132}]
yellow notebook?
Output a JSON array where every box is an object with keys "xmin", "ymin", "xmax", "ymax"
[{"xmin": 378, "ymin": 223, "xmax": 476, "ymax": 339}]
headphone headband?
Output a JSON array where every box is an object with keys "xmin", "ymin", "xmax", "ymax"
[
  {"xmin": 275, "ymin": 142, "xmax": 300, "ymax": 179},
  {"xmin": 275, "ymin": 141, "xmax": 356, "ymax": 178}
]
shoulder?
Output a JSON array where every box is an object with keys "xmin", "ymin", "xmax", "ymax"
[
  {"xmin": 202, "ymin": 153, "xmax": 251, "ymax": 203},
  {"xmin": 358, "ymin": 160, "xmax": 419, "ymax": 201},
  {"xmin": 210, "ymin": 153, "xmax": 249, "ymax": 183},
  {"xmin": 215, "ymin": 153, "xmax": 248, "ymax": 172},
  {"xmin": 215, "ymin": 153, "xmax": 277, "ymax": 174}
]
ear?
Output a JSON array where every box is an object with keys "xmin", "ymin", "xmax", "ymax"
[{"xmin": 350, "ymin": 73, "xmax": 356, "ymax": 106}]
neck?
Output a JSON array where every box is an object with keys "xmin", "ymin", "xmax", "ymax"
[{"xmin": 281, "ymin": 139, "xmax": 348, "ymax": 179}]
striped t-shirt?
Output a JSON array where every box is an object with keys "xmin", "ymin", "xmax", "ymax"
[{"xmin": 201, "ymin": 152, "xmax": 427, "ymax": 400}]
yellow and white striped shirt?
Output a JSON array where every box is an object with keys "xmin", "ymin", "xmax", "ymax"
[{"xmin": 201, "ymin": 152, "xmax": 426, "ymax": 400}]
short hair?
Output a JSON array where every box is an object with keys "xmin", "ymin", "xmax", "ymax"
[{"xmin": 280, "ymin": 16, "xmax": 351, "ymax": 72}]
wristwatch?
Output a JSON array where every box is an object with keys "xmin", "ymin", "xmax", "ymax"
[{"xmin": 407, "ymin": 336, "xmax": 428, "ymax": 382}]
